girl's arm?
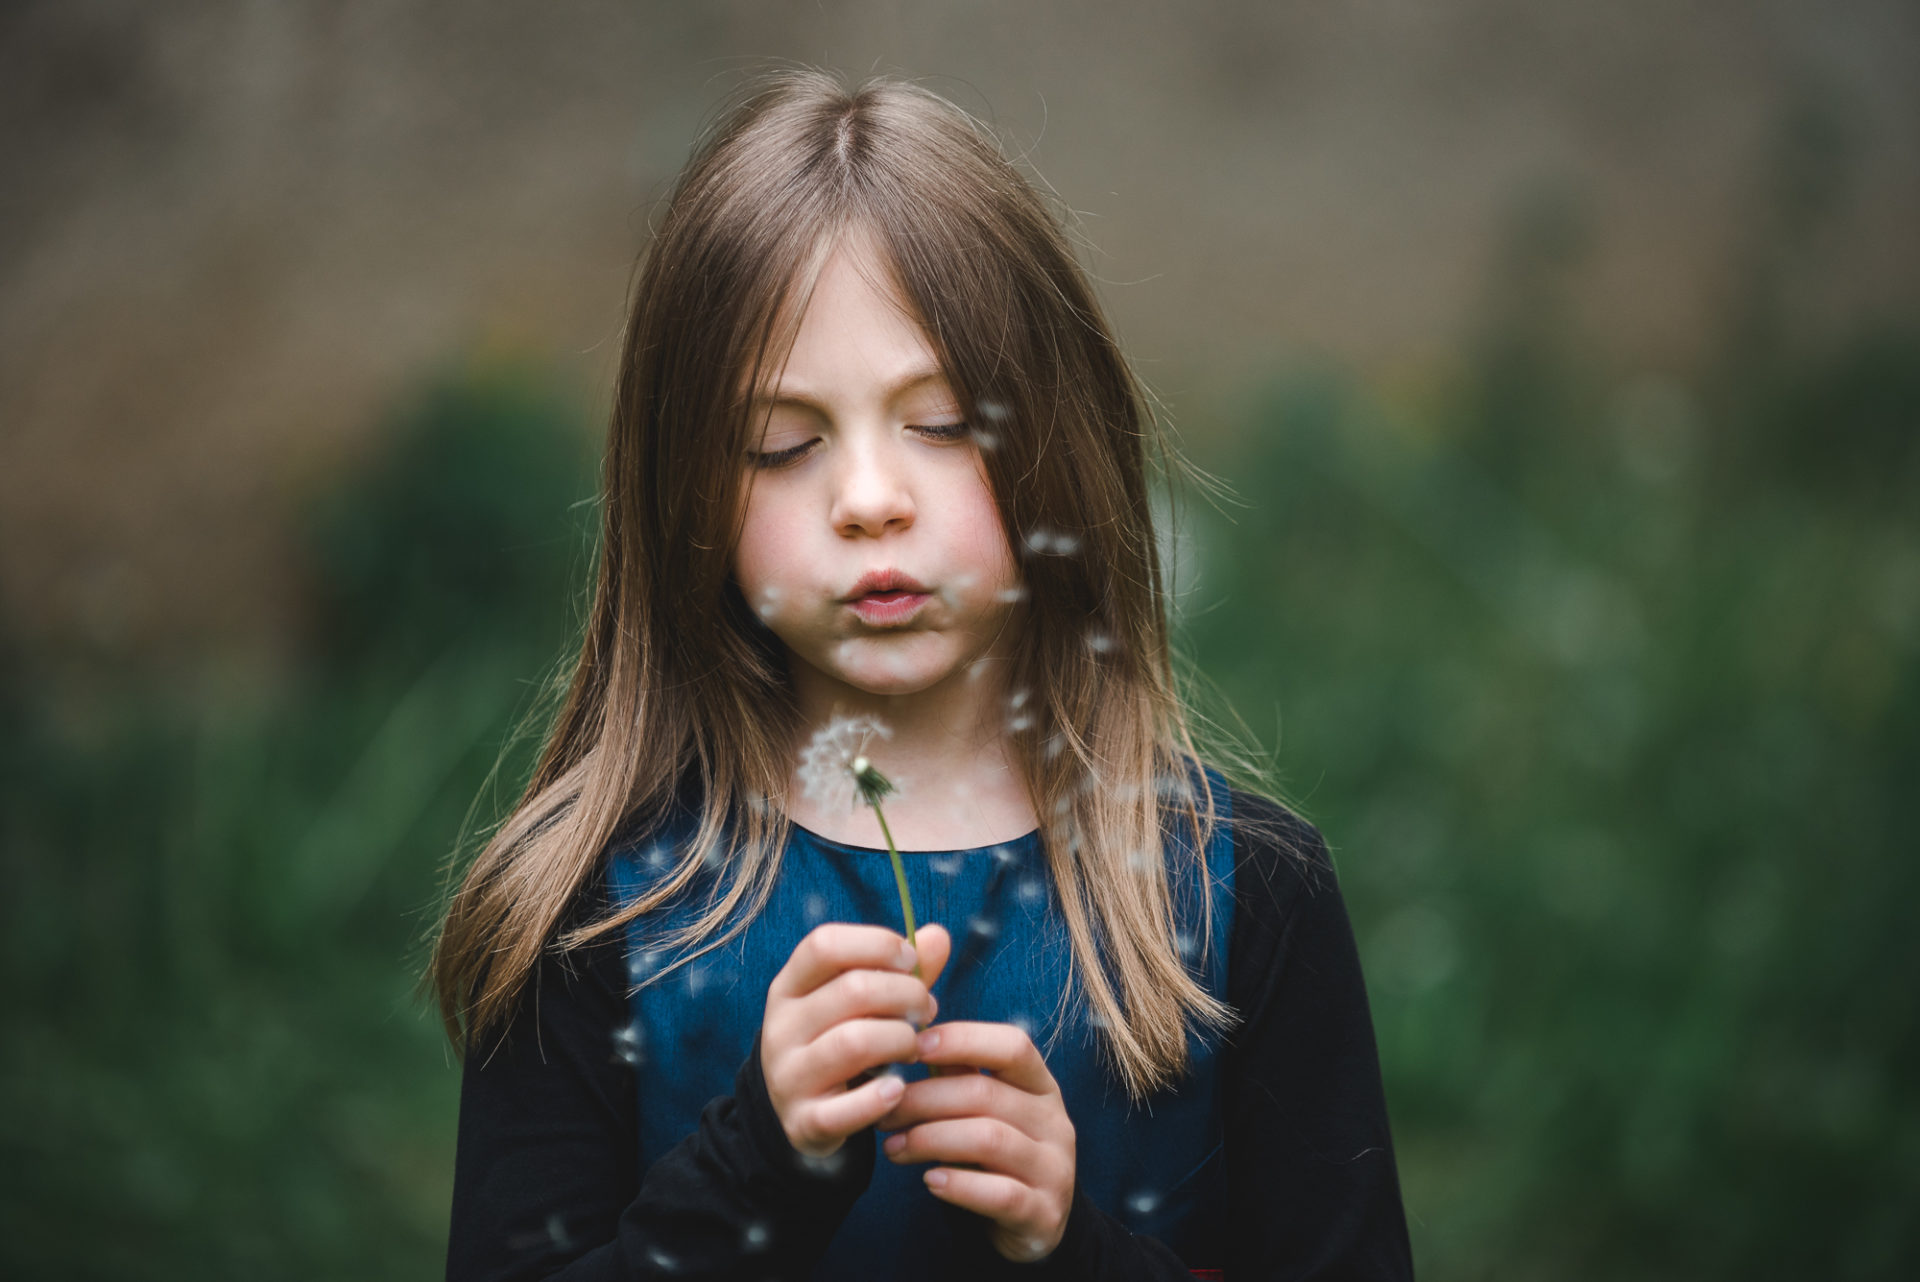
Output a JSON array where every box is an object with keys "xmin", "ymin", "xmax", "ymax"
[
  {"xmin": 444, "ymin": 873, "xmax": 872, "ymax": 1281},
  {"xmin": 1219, "ymin": 792, "xmax": 1415, "ymax": 1280}
]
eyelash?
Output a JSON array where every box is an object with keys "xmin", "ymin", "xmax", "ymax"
[{"xmin": 746, "ymin": 422, "xmax": 972, "ymax": 470}]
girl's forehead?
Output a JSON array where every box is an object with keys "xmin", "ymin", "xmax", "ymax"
[{"xmin": 749, "ymin": 230, "xmax": 955, "ymax": 405}]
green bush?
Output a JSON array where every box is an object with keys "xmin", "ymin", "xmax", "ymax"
[{"xmin": 3, "ymin": 317, "xmax": 1913, "ymax": 1276}]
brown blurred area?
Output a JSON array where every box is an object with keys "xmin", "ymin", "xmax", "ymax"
[{"xmin": 2, "ymin": 0, "xmax": 1916, "ymax": 671}]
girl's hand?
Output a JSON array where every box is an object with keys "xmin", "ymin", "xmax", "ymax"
[
  {"xmin": 759, "ymin": 923, "xmax": 952, "ymax": 1159},
  {"xmin": 876, "ymin": 1021, "xmax": 1078, "ymax": 1263}
]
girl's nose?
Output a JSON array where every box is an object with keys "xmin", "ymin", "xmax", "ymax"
[{"xmin": 829, "ymin": 437, "xmax": 915, "ymax": 537}]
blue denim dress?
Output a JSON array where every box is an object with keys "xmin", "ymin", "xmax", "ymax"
[{"xmin": 606, "ymin": 771, "xmax": 1235, "ymax": 1278}]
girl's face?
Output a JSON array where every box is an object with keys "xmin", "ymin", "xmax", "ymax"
[{"xmin": 733, "ymin": 233, "xmax": 1022, "ymax": 707}]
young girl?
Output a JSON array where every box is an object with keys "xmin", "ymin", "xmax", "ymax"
[{"xmin": 435, "ymin": 70, "xmax": 1412, "ymax": 1281}]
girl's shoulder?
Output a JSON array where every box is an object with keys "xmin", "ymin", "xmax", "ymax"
[{"xmin": 1218, "ymin": 781, "xmax": 1340, "ymax": 909}]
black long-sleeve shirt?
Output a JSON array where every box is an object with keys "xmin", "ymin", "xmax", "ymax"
[{"xmin": 445, "ymin": 790, "xmax": 1414, "ymax": 1280}]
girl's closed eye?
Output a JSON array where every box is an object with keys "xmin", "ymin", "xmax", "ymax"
[
  {"xmin": 747, "ymin": 438, "xmax": 821, "ymax": 469},
  {"xmin": 913, "ymin": 421, "xmax": 970, "ymax": 443},
  {"xmin": 748, "ymin": 423, "xmax": 969, "ymax": 468}
]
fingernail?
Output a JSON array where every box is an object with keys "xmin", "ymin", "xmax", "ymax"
[
  {"xmin": 877, "ymin": 1075, "xmax": 904, "ymax": 1103},
  {"xmin": 925, "ymin": 1169, "xmax": 949, "ymax": 1190},
  {"xmin": 917, "ymin": 1029, "xmax": 940, "ymax": 1055},
  {"xmin": 897, "ymin": 942, "xmax": 918, "ymax": 971},
  {"xmin": 883, "ymin": 1133, "xmax": 906, "ymax": 1154}
]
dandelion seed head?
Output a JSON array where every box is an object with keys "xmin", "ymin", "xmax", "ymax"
[
  {"xmin": 1084, "ymin": 629, "xmax": 1115, "ymax": 654},
  {"xmin": 1009, "ymin": 688, "xmax": 1030, "ymax": 710},
  {"xmin": 1042, "ymin": 733, "xmax": 1067, "ymax": 761},
  {"xmin": 1017, "ymin": 876, "xmax": 1045, "ymax": 905},
  {"xmin": 741, "ymin": 1220, "xmax": 772, "ymax": 1252},
  {"xmin": 978, "ymin": 397, "xmax": 1011, "ymax": 423},
  {"xmin": 804, "ymin": 893, "xmax": 829, "ymax": 924},
  {"xmin": 995, "ymin": 582, "xmax": 1030, "ymax": 604},
  {"xmin": 1009, "ymin": 713, "xmax": 1033, "ymax": 734},
  {"xmin": 929, "ymin": 854, "xmax": 964, "ymax": 877},
  {"xmin": 973, "ymin": 429, "xmax": 1000, "ymax": 452},
  {"xmin": 991, "ymin": 844, "xmax": 1020, "ymax": 866},
  {"xmin": 647, "ymin": 1243, "xmax": 680, "ymax": 1271},
  {"xmin": 968, "ymin": 914, "xmax": 1000, "ymax": 940},
  {"xmin": 1126, "ymin": 1189, "xmax": 1161, "ymax": 1217},
  {"xmin": 1009, "ymin": 1013, "xmax": 1035, "ymax": 1040},
  {"xmin": 797, "ymin": 714, "xmax": 893, "ymax": 812}
]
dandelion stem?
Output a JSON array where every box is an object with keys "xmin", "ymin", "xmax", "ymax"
[{"xmin": 866, "ymin": 801, "xmax": 923, "ymax": 981}]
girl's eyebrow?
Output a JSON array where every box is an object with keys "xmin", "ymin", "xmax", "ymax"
[{"xmin": 753, "ymin": 367, "xmax": 951, "ymax": 413}]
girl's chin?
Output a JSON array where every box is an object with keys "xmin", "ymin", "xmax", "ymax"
[{"xmin": 815, "ymin": 643, "xmax": 970, "ymax": 696}]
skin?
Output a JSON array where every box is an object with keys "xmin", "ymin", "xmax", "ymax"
[
  {"xmin": 740, "ymin": 231, "xmax": 1076, "ymax": 1262},
  {"xmin": 732, "ymin": 228, "xmax": 1037, "ymax": 853}
]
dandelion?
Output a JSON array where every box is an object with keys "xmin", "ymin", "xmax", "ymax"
[{"xmin": 796, "ymin": 714, "xmax": 923, "ymax": 979}]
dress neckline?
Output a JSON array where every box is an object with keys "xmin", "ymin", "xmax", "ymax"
[{"xmin": 787, "ymin": 820, "xmax": 1041, "ymax": 858}]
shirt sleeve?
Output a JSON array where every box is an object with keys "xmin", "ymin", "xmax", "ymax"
[
  {"xmin": 1217, "ymin": 791, "xmax": 1415, "ymax": 1280},
  {"xmin": 1005, "ymin": 790, "xmax": 1415, "ymax": 1281},
  {"xmin": 443, "ymin": 872, "xmax": 874, "ymax": 1281}
]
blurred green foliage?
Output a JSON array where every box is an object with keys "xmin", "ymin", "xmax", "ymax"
[
  {"xmin": 0, "ymin": 364, "xmax": 598, "ymax": 1280},
  {"xmin": 3, "ymin": 308, "xmax": 1916, "ymax": 1277},
  {"xmin": 1181, "ymin": 319, "xmax": 1920, "ymax": 1278}
]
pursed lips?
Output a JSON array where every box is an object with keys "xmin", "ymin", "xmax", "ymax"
[{"xmin": 843, "ymin": 569, "xmax": 932, "ymax": 624}]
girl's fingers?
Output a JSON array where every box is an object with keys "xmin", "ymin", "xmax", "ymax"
[
  {"xmin": 910, "ymin": 923, "xmax": 952, "ymax": 987},
  {"xmin": 919, "ymin": 1166, "xmax": 1060, "ymax": 1261},
  {"xmin": 873, "ymin": 1067, "xmax": 1048, "ymax": 1139},
  {"xmin": 912, "ymin": 1021, "xmax": 1059, "ymax": 1097},
  {"xmin": 782, "ymin": 1016, "xmax": 922, "ymax": 1096},
  {"xmin": 881, "ymin": 1115, "xmax": 1053, "ymax": 1179},
  {"xmin": 768, "ymin": 923, "xmax": 919, "ymax": 1002},
  {"xmin": 781, "ymin": 966, "xmax": 937, "ymax": 1049},
  {"xmin": 793, "ymin": 1070, "xmax": 909, "ymax": 1150}
]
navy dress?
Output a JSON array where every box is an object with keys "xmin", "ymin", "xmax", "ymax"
[{"xmin": 605, "ymin": 774, "xmax": 1237, "ymax": 1279}]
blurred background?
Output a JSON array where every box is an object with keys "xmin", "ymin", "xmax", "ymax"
[{"xmin": 3, "ymin": 2, "xmax": 1916, "ymax": 1278}]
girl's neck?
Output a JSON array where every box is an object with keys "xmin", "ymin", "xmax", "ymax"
[{"xmin": 782, "ymin": 658, "xmax": 1039, "ymax": 852}]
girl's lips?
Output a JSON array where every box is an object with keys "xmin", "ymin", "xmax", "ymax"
[{"xmin": 848, "ymin": 590, "xmax": 930, "ymax": 626}]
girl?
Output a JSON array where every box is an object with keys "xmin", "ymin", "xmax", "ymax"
[{"xmin": 435, "ymin": 70, "xmax": 1412, "ymax": 1281}]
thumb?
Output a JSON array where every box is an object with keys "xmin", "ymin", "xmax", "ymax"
[{"xmin": 913, "ymin": 923, "xmax": 952, "ymax": 988}]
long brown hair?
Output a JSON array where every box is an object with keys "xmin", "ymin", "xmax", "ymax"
[{"xmin": 432, "ymin": 68, "xmax": 1245, "ymax": 1100}]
